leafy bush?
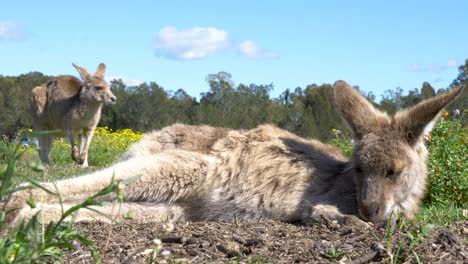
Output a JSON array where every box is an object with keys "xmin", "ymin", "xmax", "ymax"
[
  {"xmin": 424, "ymin": 110, "xmax": 467, "ymax": 207},
  {"xmin": 0, "ymin": 137, "xmax": 16, "ymax": 164},
  {"xmin": 327, "ymin": 128, "xmax": 353, "ymax": 157},
  {"xmin": 329, "ymin": 110, "xmax": 467, "ymax": 207}
]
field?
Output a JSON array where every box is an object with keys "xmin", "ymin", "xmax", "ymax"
[{"xmin": 0, "ymin": 114, "xmax": 467, "ymax": 263}]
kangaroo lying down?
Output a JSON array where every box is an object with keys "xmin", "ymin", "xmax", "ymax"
[{"xmin": 10, "ymin": 81, "xmax": 462, "ymax": 227}]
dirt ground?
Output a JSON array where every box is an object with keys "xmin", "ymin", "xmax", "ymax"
[{"xmin": 62, "ymin": 219, "xmax": 467, "ymax": 264}]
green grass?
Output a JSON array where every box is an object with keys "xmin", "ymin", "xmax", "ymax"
[
  {"xmin": 320, "ymin": 245, "xmax": 347, "ymax": 262},
  {"xmin": 416, "ymin": 203, "xmax": 466, "ymax": 225},
  {"xmin": 425, "ymin": 112, "xmax": 467, "ymax": 207},
  {"xmin": 15, "ymin": 162, "xmax": 100, "ymax": 182}
]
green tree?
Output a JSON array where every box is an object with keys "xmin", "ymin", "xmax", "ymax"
[
  {"xmin": 450, "ymin": 59, "xmax": 468, "ymax": 87},
  {"xmin": 170, "ymin": 88, "xmax": 198, "ymax": 124},
  {"xmin": 0, "ymin": 72, "xmax": 49, "ymax": 138},
  {"xmin": 198, "ymin": 72, "xmax": 236, "ymax": 127},
  {"xmin": 448, "ymin": 59, "xmax": 468, "ymax": 122},
  {"xmin": 421, "ymin": 82, "xmax": 436, "ymax": 99}
]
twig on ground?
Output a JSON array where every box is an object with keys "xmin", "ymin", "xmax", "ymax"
[{"xmin": 346, "ymin": 242, "xmax": 385, "ymax": 264}]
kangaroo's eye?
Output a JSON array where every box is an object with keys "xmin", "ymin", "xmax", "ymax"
[
  {"xmin": 354, "ymin": 166, "xmax": 362, "ymax": 173},
  {"xmin": 386, "ymin": 169, "xmax": 395, "ymax": 177},
  {"xmin": 95, "ymin": 86, "xmax": 103, "ymax": 90}
]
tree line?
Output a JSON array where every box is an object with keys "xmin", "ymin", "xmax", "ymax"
[{"xmin": 1, "ymin": 60, "xmax": 466, "ymax": 140}]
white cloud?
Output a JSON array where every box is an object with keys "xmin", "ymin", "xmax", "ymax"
[
  {"xmin": 407, "ymin": 59, "xmax": 459, "ymax": 73},
  {"xmin": 153, "ymin": 26, "xmax": 229, "ymax": 60},
  {"xmin": 152, "ymin": 26, "xmax": 279, "ymax": 60},
  {"xmin": 407, "ymin": 64, "xmax": 428, "ymax": 72},
  {"xmin": 239, "ymin": 40, "xmax": 279, "ymax": 59},
  {"xmin": 447, "ymin": 59, "xmax": 457, "ymax": 67},
  {"xmin": 106, "ymin": 76, "xmax": 144, "ymax": 87},
  {"xmin": 0, "ymin": 21, "xmax": 24, "ymax": 40}
]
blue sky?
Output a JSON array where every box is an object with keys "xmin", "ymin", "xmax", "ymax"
[{"xmin": 1, "ymin": 0, "xmax": 466, "ymax": 100}]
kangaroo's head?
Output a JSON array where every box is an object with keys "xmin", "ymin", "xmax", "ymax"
[
  {"xmin": 72, "ymin": 63, "xmax": 117, "ymax": 105},
  {"xmin": 333, "ymin": 80, "xmax": 462, "ymax": 222}
]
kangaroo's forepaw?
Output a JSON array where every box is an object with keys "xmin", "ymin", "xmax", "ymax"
[
  {"xmin": 80, "ymin": 160, "xmax": 88, "ymax": 168},
  {"xmin": 309, "ymin": 205, "xmax": 371, "ymax": 229},
  {"xmin": 78, "ymin": 153, "xmax": 88, "ymax": 167},
  {"xmin": 339, "ymin": 215, "xmax": 372, "ymax": 229}
]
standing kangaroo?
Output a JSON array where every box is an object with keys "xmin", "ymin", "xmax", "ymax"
[
  {"xmin": 30, "ymin": 63, "xmax": 117, "ymax": 169},
  {"xmin": 13, "ymin": 81, "xmax": 462, "ymax": 227}
]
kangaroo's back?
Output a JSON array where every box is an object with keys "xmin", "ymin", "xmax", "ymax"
[
  {"xmin": 177, "ymin": 124, "xmax": 353, "ymax": 222},
  {"xmin": 46, "ymin": 75, "xmax": 82, "ymax": 101},
  {"xmin": 30, "ymin": 75, "xmax": 82, "ymax": 130}
]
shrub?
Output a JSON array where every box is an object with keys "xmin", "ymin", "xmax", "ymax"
[
  {"xmin": 327, "ymin": 128, "xmax": 353, "ymax": 157},
  {"xmin": 424, "ymin": 110, "xmax": 467, "ymax": 207}
]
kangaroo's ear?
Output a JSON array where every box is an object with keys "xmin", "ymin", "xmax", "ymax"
[
  {"xmin": 72, "ymin": 63, "xmax": 92, "ymax": 81},
  {"xmin": 333, "ymin": 80, "xmax": 390, "ymax": 139},
  {"xmin": 393, "ymin": 86, "xmax": 463, "ymax": 146},
  {"xmin": 95, "ymin": 63, "xmax": 106, "ymax": 79}
]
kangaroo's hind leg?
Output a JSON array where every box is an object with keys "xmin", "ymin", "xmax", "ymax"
[
  {"xmin": 37, "ymin": 134, "xmax": 53, "ymax": 174},
  {"xmin": 9, "ymin": 149, "xmax": 214, "ymax": 225},
  {"xmin": 78, "ymin": 126, "xmax": 96, "ymax": 167}
]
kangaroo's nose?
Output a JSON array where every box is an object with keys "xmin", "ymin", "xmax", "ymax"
[{"xmin": 360, "ymin": 202, "xmax": 381, "ymax": 222}]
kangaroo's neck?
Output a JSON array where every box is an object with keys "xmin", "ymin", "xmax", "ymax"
[{"xmin": 75, "ymin": 96, "xmax": 102, "ymax": 119}]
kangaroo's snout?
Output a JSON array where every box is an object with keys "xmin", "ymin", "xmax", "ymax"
[
  {"xmin": 356, "ymin": 177, "xmax": 388, "ymax": 222},
  {"xmin": 359, "ymin": 201, "xmax": 384, "ymax": 222},
  {"xmin": 110, "ymin": 95, "xmax": 117, "ymax": 104},
  {"xmin": 103, "ymin": 91, "xmax": 117, "ymax": 105}
]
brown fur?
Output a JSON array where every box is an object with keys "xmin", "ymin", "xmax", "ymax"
[
  {"xmin": 30, "ymin": 63, "xmax": 116, "ymax": 170},
  {"xmin": 13, "ymin": 80, "xmax": 462, "ymax": 227}
]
